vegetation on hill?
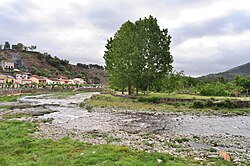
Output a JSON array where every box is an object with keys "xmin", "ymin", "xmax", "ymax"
[
  {"xmin": 0, "ymin": 49, "xmax": 107, "ymax": 84},
  {"xmin": 199, "ymin": 62, "xmax": 250, "ymax": 81}
]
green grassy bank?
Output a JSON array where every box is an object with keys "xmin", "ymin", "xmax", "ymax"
[
  {"xmin": 84, "ymin": 93, "xmax": 250, "ymax": 115},
  {"xmin": 0, "ymin": 120, "xmax": 233, "ymax": 166}
]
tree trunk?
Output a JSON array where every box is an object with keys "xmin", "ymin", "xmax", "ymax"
[
  {"xmin": 136, "ymin": 84, "xmax": 139, "ymax": 96},
  {"xmin": 128, "ymin": 83, "xmax": 132, "ymax": 96},
  {"xmin": 147, "ymin": 84, "xmax": 150, "ymax": 95},
  {"xmin": 122, "ymin": 88, "xmax": 124, "ymax": 94}
]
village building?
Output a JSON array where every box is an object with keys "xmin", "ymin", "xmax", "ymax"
[
  {"xmin": 48, "ymin": 78, "xmax": 62, "ymax": 84},
  {"xmin": 0, "ymin": 60, "xmax": 14, "ymax": 71},
  {"xmin": 0, "ymin": 74, "xmax": 16, "ymax": 88},
  {"xmin": 57, "ymin": 76, "xmax": 68, "ymax": 80},
  {"xmin": 45, "ymin": 78, "xmax": 53, "ymax": 84},
  {"xmin": 30, "ymin": 75, "xmax": 46, "ymax": 84},
  {"xmin": 63, "ymin": 79, "xmax": 74, "ymax": 84},
  {"xmin": 55, "ymin": 76, "xmax": 71, "ymax": 84},
  {"xmin": 15, "ymin": 72, "xmax": 32, "ymax": 79},
  {"xmin": 21, "ymin": 79, "xmax": 32, "ymax": 85},
  {"xmin": 73, "ymin": 78, "xmax": 86, "ymax": 84},
  {"xmin": 0, "ymin": 75, "xmax": 6, "ymax": 84}
]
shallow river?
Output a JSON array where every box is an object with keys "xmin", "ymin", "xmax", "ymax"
[{"xmin": 18, "ymin": 93, "xmax": 250, "ymax": 138}]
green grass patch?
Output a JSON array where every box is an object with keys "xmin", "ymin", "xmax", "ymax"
[
  {"xmin": 166, "ymin": 142, "xmax": 182, "ymax": 148},
  {"xmin": 87, "ymin": 94, "xmax": 183, "ymax": 112},
  {"xmin": 136, "ymin": 92, "xmax": 250, "ymax": 101},
  {"xmin": 1, "ymin": 113, "xmax": 33, "ymax": 119},
  {"xmin": 0, "ymin": 106, "xmax": 12, "ymax": 110},
  {"xmin": 79, "ymin": 102, "xmax": 93, "ymax": 112},
  {"xmin": 0, "ymin": 95, "xmax": 20, "ymax": 102},
  {"xmin": 0, "ymin": 93, "xmax": 41, "ymax": 102},
  {"xmin": 0, "ymin": 120, "xmax": 234, "ymax": 165},
  {"xmin": 88, "ymin": 94, "xmax": 250, "ymax": 115},
  {"xmin": 174, "ymin": 137, "xmax": 190, "ymax": 143}
]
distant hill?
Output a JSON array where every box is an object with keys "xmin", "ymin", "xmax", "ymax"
[
  {"xmin": 199, "ymin": 62, "xmax": 250, "ymax": 81},
  {"xmin": 0, "ymin": 50, "xmax": 107, "ymax": 84}
]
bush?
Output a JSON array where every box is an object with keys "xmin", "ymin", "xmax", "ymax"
[
  {"xmin": 79, "ymin": 102, "xmax": 93, "ymax": 112},
  {"xmin": 85, "ymin": 104, "xmax": 93, "ymax": 112},
  {"xmin": 138, "ymin": 97, "xmax": 160, "ymax": 103},
  {"xmin": 192, "ymin": 101, "xmax": 204, "ymax": 108},
  {"xmin": 198, "ymin": 83, "xmax": 228, "ymax": 96},
  {"xmin": 216, "ymin": 99, "xmax": 236, "ymax": 108},
  {"xmin": 205, "ymin": 100, "xmax": 214, "ymax": 107}
]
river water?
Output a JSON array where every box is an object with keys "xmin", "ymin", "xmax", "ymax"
[{"xmin": 18, "ymin": 93, "xmax": 250, "ymax": 137}]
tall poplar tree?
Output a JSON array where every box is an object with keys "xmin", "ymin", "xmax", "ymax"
[{"xmin": 104, "ymin": 16, "xmax": 173, "ymax": 95}]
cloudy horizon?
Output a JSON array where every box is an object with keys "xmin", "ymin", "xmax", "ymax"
[{"xmin": 1, "ymin": 0, "xmax": 250, "ymax": 77}]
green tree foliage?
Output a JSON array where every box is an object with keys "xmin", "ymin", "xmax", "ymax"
[
  {"xmin": 5, "ymin": 79, "xmax": 13, "ymax": 88},
  {"xmin": 28, "ymin": 45, "xmax": 37, "ymax": 51},
  {"xmin": 196, "ymin": 82, "xmax": 243, "ymax": 96},
  {"xmin": 39, "ymin": 53, "xmax": 69, "ymax": 69},
  {"xmin": 77, "ymin": 63, "xmax": 104, "ymax": 70},
  {"xmin": 235, "ymin": 75, "xmax": 250, "ymax": 89},
  {"xmin": 4, "ymin": 41, "xmax": 11, "ymax": 50},
  {"xmin": 104, "ymin": 16, "xmax": 173, "ymax": 95}
]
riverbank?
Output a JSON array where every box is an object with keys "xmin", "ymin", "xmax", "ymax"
[
  {"xmin": 0, "ymin": 92, "xmax": 249, "ymax": 165},
  {"xmin": 85, "ymin": 94, "xmax": 250, "ymax": 116},
  {"xmin": 0, "ymin": 120, "xmax": 219, "ymax": 166}
]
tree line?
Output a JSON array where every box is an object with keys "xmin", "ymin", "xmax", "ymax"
[
  {"xmin": 166, "ymin": 74, "xmax": 250, "ymax": 97},
  {"xmin": 77, "ymin": 63, "xmax": 104, "ymax": 70},
  {"xmin": 0, "ymin": 41, "xmax": 37, "ymax": 51}
]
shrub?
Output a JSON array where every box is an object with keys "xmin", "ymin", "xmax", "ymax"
[
  {"xmin": 192, "ymin": 101, "xmax": 204, "ymax": 108},
  {"xmin": 138, "ymin": 97, "xmax": 160, "ymax": 103},
  {"xmin": 79, "ymin": 102, "xmax": 93, "ymax": 112},
  {"xmin": 85, "ymin": 104, "xmax": 93, "ymax": 112},
  {"xmin": 216, "ymin": 99, "xmax": 236, "ymax": 108},
  {"xmin": 205, "ymin": 100, "xmax": 214, "ymax": 107}
]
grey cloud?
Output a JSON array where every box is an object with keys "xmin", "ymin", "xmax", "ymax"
[
  {"xmin": 174, "ymin": 45, "xmax": 250, "ymax": 76},
  {"xmin": 0, "ymin": 0, "xmax": 38, "ymax": 15},
  {"xmin": 172, "ymin": 10, "xmax": 250, "ymax": 45},
  {"xmin": 86, "ymin": 8, "xmax": 124, "ymax": 30},
  {"xmin": 83, "ymin": 1, "xmax": 136, "ymax": 32}
]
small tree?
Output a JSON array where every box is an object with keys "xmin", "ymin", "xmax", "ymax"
[
  {"xmin": 4, "ymin": 41, "xmax": 11, "ymax": 50},
  {"xmin": 29, "ymin": 45, "xmax": 37, "ymax": 51},
  {"xmin": 5, "ymin": 79, "xmax": 13, "ymax": 88}
]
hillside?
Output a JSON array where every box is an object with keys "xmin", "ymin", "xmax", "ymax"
[
  {"xmin": 199, "ymin": 62, "xmax": 250, "ymax": 81},
  {"xmin": 0, "ymin": 50, "xmax": 108, "ymax": 84}
]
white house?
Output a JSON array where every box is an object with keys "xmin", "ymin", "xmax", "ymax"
[
  {"xmin": 73, "ymin": 78, "xmax": 86, "ymax": 84},
  {"xmin": 0, "ymin": 60, "xmax": 14, "ymax": 71},
  {"xmin": 15, "ymin": 72, "xmax": 32, "ymax": 79},
  {"xmin": 21, "ymin": 79, "xmax": 32, "ymax": 84},
  {"xmin": 48, "ymin": 78, "xmax": 62, "ymax": 84},
  {"xmin": 45, "ymin": 78, "xmax": 54, "ymax": 84}
]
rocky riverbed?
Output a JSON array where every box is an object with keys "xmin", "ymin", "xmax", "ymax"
[{"xmin": 1, "ymin": 92, "xmax": 250, "ymax": 164}]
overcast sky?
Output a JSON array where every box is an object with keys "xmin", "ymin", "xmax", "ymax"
[{"xmin": 1, "ymin": 0, "xmax": 250, "ymax": 76}]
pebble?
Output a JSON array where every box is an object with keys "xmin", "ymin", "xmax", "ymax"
[{"xmin": 157, "ymin": 159, "xmax": 163, "ymax": 163}]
